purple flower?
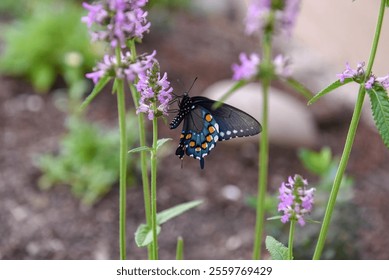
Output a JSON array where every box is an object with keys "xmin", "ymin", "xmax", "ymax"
[
  {"xmin": 232, "ymin": 53, "xmax": 293, "ymax": 81},
  {"xmin": 245, "ymin": 0, "xmax": 301, "ymax": 36},
  {"xmin": 337, "ymin": 62, "xmax": 389, "ymax": 90},
  {"xmin": 278, "ymin": 174, "xmax": 315, "ymax": 227},
  {"xmin": 136, "ymin": 63, "xmax": 173, "ymax": 120},
  {"xmin": 232, "ymin": 53, "xmax": 260, "ymax": 81},
  {"xmin": 365, "ymin": 75, "xmax": 375, "ymax": 90},
  {"xmin": 273, "ymin": 54, "xmax": 291, "ymax": 78},
  {"xmin": 245, "ymin": 0, "xmax": 271, "ymax": 35},
  {"xmin": 336, "ymin": 62, "xmax": 365, "ymax": 83},
  {"xmin": 281, "ymin": 0, "xmax": 301, "ymax": 35},
  {"xmin": 82, "ymin": 0, "xmax": 150, "ymax": 48},
  {"xmin": 85, "ymin": 50, "xmax": 156, "ymax": 84},
  {"xmin": 376, "ymin": 74, "xmax": 389, "ymax": 89}
]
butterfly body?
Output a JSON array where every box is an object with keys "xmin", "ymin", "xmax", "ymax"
[{"xmin": 170, "ymin": 93, "xmax": 261, "ymax": 169}]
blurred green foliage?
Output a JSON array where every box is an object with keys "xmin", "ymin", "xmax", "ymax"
[
  {"xmin": 0, "ymin": 0, "xmax": 100, "ymax": 93},
  {"xmin": 38, "ymin": 115, "xmax": 139, "ymax": 205}
]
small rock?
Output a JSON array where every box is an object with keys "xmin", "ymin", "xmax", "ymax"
[
  {"xmin": 221, "ymin": 184, "xmax": 242, "ymax": 201},
  {"xmin": 226, "ymin": 235, "xmax": 243, "ymax": 251},
  {"xmin": 202, "ymin": 80, "xmax": 318, "ymax": 147}
]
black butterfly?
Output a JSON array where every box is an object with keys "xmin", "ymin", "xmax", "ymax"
[{"xmin": 170, "ymin": 81, "xmax": 262, "ymax": 169}]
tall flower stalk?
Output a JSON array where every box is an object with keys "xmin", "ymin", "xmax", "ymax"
[
  {"xmin": 312, "ymin": 0, "xmax": 387, "ymax": 259},
  {"xmin": 135, "ymin": 62, "xmax": 173, "ymax": 259},
  {"xmin": 81, "ymin": 0, "xmax": 158, "ymax": 259},
  {"xmin": 231, "ymin": 0, "xmax": 301, "ymax": 259}
]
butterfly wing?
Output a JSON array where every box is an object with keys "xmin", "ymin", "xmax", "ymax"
[
  {"xmin": 175, "ymin": 106, "xmax": 219, "ymax": 169},
  {"xmin": 192, "ymin": 96, "xmax": 262, "ymax": 141}
]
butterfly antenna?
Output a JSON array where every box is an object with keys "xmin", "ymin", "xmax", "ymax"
[{"xmin": 187, "ymin": 77, "xmax": 198, "ymax": 94}]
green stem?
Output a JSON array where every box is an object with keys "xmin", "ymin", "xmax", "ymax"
[
  {"xmin": 116, "ymin": 78, "xmax": 127, "ymax": 260},
  {"xmin": 176, "ymin": 236, "xmax": 184, "ymax": 260},
  {"xmin": 288, "ymin": 220, "xmax": 296, "ymax": 260},
  {"xmin": 129, "ymin": 84, "xmax": 152, "ymax": 259},
  {"xmin": 151, "ymin": 116, "xmax": 159, "ymax": 260},
  {"xmin": 312, "ymin": 0, "xmax": 386, "ymax": 260},
  {"xmin": 253, "ymin": 32, "xmax": 272, "ymax": 260}
]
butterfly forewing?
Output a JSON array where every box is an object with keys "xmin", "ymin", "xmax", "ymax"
[{"xmin": 191, "ymin": 96, "xmax": 262, "ymax": 141}]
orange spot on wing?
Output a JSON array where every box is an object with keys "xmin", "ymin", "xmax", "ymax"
[
  {"xmin": 205, "ymin": 113, "xmax": 212, "ymax": 122},
  {"xmin": 185, "ymin": 133, "xmax": 192, "ymax": 140},
  {"xmin": 189, "ymin": 141, "xmax": 196, "ymax": 147},
  {"xmin": 206, "ymin": 135, "xmax": 213, "ymax": 142},
  {"xmin": 201, "ymin": 142, "xmax": 208, "ymax": 149},
  {"xmin": 208, "ymin": 126, "xmax": 215, "ymax": 133}
]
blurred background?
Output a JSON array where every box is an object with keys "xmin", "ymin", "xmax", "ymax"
[{"xmin": 0, "ymin": 0, "xmax": 388, "ymax": 259}]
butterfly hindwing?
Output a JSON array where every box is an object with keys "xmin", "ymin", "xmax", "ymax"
[{"xmin": 175, "ymin": 106, "xmax": 219, "ymax": 169}]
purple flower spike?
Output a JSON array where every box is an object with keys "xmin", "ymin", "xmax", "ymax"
[
  {"xmin": 232, "ymin": 52, "xmax": 261, "ymax": 81},
  {"xmin": 82, "ymin": 0, "xmax": 150, "ymax": 49},
  {"xmin": 85, "ymin": 50, "xmax": 156, "ymax": 84},
  {"xmin": 136, "ymin": 63, "xmax": 173, "ymax": 120},
  {"xmin": 245, "ymin": 0, "xmax": 301, "ymax": 36},
  {"xmin": 278, "ymin": 174, "xmax": 315, "ymax": 227}
]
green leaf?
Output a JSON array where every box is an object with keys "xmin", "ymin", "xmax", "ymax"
[
  {"xmin": 176, "ymin": 236, "xmax": 184, "ymax": 260},
  {"xmin": 305, "ymin": 218, "xmax": 322, "ymax": 224},
  {"xmin": 367, "ymin": 86, "xmax": 389, "ymax": 149},
  {"xmin": 134, "ymin": 200, "xmax": 202, "ymax": 247},
  {"xmin": 298, "ymin": 147, "xmax": 332, "ymax": 175},
  {"xmin": 266, "ymin": 215, "xmax": 282, "ymax": 221},
  {"xmin": 156, "ymin": 138, "xmax": 172, "ymax": 151},
  {"xmin": 308, "ymin": 78, "xmax": 353, "ymax": 105},
  {"xmin": 284, "ymin": 77, "xmax": 314, "ymax": 100},
  {"xmin": 265, "ymin": 236, "xmax": 289, "ymax": 260},
  {"xmin": 128, "ymin": 146, "xmax": 152, "ymax": 154},
  {"xmin": 80, "ymin": 76, "xmax": 111, "ymax": 111},
  {"xmin": 157, "ymin": 200, "xmax": 203, "ymax": 225},
  {"xmin": 134, "ymin": 224, "xmax": 161, "ymax": 247},
  {"xmin": 212, "ymin": 80, "xmax": 247, "ymax": 110},
  {"xmin": 386, "ymin": 0, "xmax": 389, "ymax": 7}
]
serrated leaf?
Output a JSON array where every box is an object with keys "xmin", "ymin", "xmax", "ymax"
[
  {"xmin": 284, "ymin": 77, "xmax": 313, "ymax": 100},
  {"xmin": 367, "ymin": 86, "xmax": 389, "ymax": 149},
  {"xmin": 308, "ymin": 78, "xmax": 353, "ymax": 105},
  {"xmin": 156, "ymin": 138, "xmax": 172, "ymax": 151},
  {"xmin": 128, "ymin": 146, "xmax": 151, "ymax": 154},
  {"xmin": 80, "ymin": 76, "xmax": 111, "ymax": 111},
  {"xmin": 134, "ymin": 224, "xmax": 161, "ymax": 247},
  {"xmin": 265, "ymin": 236, "xmax": 289, "ymax": 260},
  {"xmin": 212, "ymin": 80, "xmax": 247, "ymax": 110},
  {"xmin": 157, "ymin": 200, "xmax": 203, "ymax": 225}
]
